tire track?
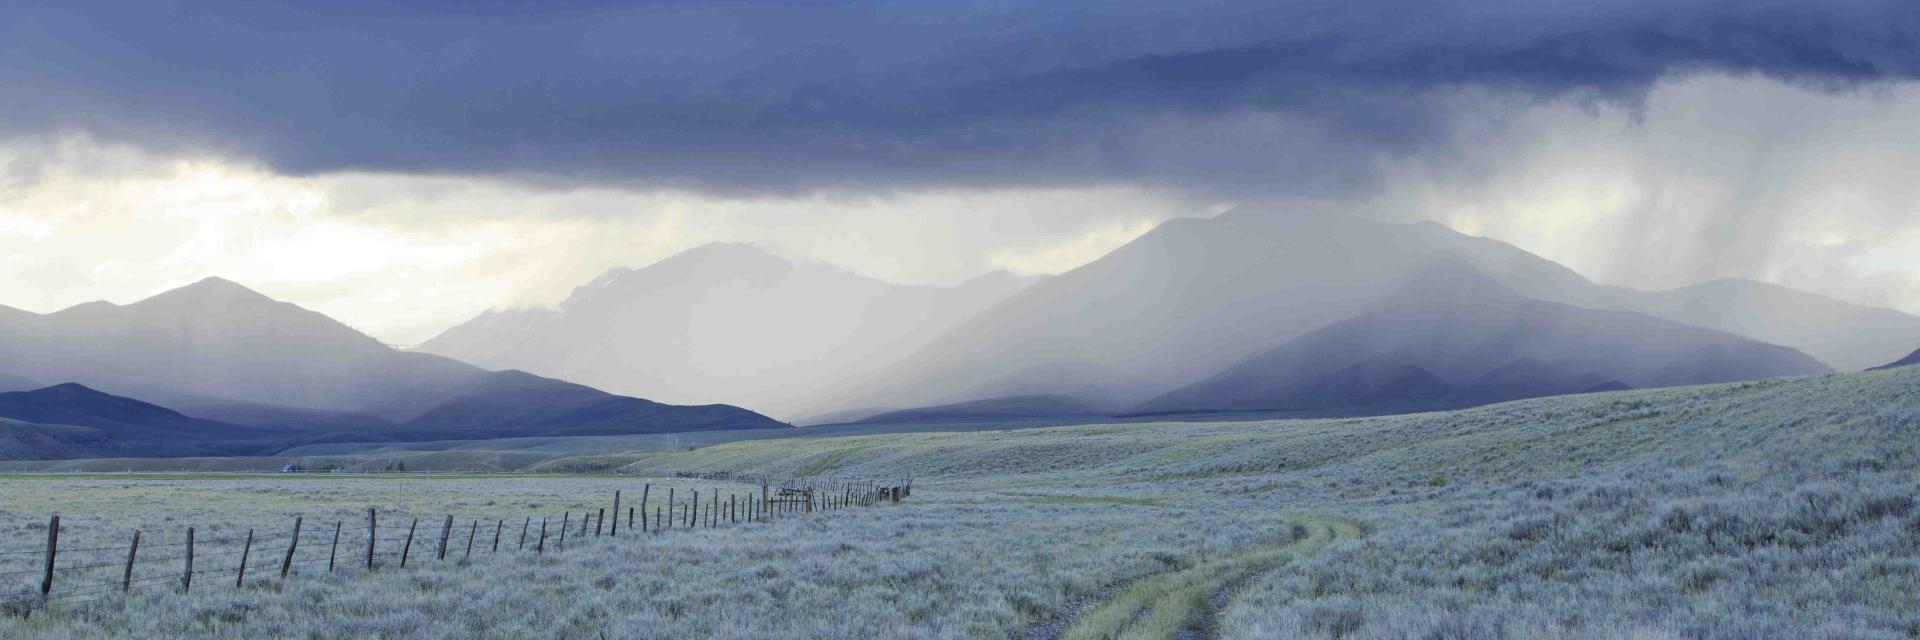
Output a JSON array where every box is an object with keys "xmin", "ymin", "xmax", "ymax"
[{"xmin": 1026, "ymin": 517, "xmax": 1360, "ymax": 640}]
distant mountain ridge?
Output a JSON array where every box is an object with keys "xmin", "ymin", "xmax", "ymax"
[
  {"xmin": 1873, "ymin": 348, "xmax": 1920, "ymax": 370},
  {"xmin": 1137, "ymin": 260, "xmax": 1829, "ymax": 415},
  {"xmin": 420, "ymin": 242, "xmax": 1041, "ymax": 418},
  {"xmin": 0, "ymin": 278, "xmax": 786, "ymax": 446},
  {"xmin": 0, "ymin": 383, "xmax": 282, "ymax": 458},
  {"xmin": 806, "ymin": 209, "xmax": 1851, "ymax": 418}
]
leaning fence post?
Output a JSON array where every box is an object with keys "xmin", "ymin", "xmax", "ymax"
[
  {"xmin": 122, "ymin": 529, "xmax": 141, "ymax": 592},
  {"xmin": 493, "ymin": 520, "xmax": 503, "ymax": 553},
  {"xmin": 596, "ymin": 508, "xmax": 605, "ymax": 537},
  {"xmin": 438, "ymin": 515, "xmax": 454, "ymax": 561},
  {"xmin": 536, "ymin": 518, "xmax": 547, "ymax": 554},
  {"xmin": 611, "ymin": 491, "xmax": 621, "ymax": 536},
  {"xmin": 235, "ymin": 529, "xmax": 253, "ymax": 588},
  {"xmin": 465, "ymin": 521, "xmax": 477, "ymax": 559},
  {"xmin": 182, "ymin": 526, "xmax": 195, "ymax": 592},
  {"xmin": 329, "ymin": 522, "xmax": 341, "ymax": 572},
  {"xmin": 281, "ymin": 515, "xmax": 303, "ymax": 579},
  {"xmin": 559, "ymin": 512, "xmax": 569, "ymax": 550},
  {"xmin": 519, "ymin": 517, "xmax": 530, "ymax": 551},
  {"xmin": 366, "ymin": 508, "xmax": 377, "ymax": 570},
  {"xmin": 400, "ymin": 519, "xmax": 417, "ymax": 568},
  {"xmin": 40, "ymin": 514, "xmax": 58, "ymax": 599}
]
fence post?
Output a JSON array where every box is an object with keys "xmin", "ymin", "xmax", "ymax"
[
  {"xmin": 400, "ymin": 519, "xmax": 417, "ymax": 568},
  {"xmin": 122, "ymin": 530, "xmax": 140, "ymax": 592},
  {"xmin": 537, "ymin": 518, "xmax": 547, "ymax": 554},
  {"xmin": 611, "ymin": 491, "xmax": 621, "ymax": 536},
  {"xmin": 690, "ymin": 491, "xmax": 698, "ymax": 527},
  {"xmin": 40, "ymin": 514, "xmax": 58, "ymax": 599},
  {"xmin": 519, "ymin": 517, "xmax": 529, "ymax": 551},
  {"xmin": 438, "ymin": 515, "xmax": 453, "ymax": 561},
  {"xmin": 559, "ymin": 512, "xmax": 569, "ymax": 550},
  {"xmin": 667, "ymin": 489, "xmax": 675, "ymax": 529},
  {"xmin": 640, "ymin": 484, "xmax": 651, "ymax": 533},
  {"xmin": 329, "ymin": 522, "xmax": 341, "ymax": 572},
  {"xmin": 654, "ymin": 507, "xmax": 661, "ymax": 532},
  {"xmin": 493, "ymin": 520, "xmax": 503, "ymax": 553},
  {"xmin": 596, "ymin": 508, "xmax": 605, "ymax": 537},
  {"xmin": 282, "ymin": 515, "xmax": 303, "ymax": 579},
  {"xmin": 366, "ymin": 508, "xmax": 377, "ymax": 570},
  {"xmin": 182, "ymin": 526, "xmax": 195, "ymax": 592},
  {"xmin": 466, "ymin": 521, "xmax": 477, "ymax": 559},
  {"xmin": 235, "ymin": 529, "xmax": 253, "ymax": 588}
]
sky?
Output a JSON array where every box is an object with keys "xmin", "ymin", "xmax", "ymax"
[{"xmin": 3, "ymin": 0, "xmax": 1920, "ymax": 344}]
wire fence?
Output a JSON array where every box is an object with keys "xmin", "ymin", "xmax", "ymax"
[{"xmin": 0, "ymin": 475, "xmax": 913, "ymax": 617}]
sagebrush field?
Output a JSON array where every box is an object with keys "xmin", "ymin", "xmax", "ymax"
[{"xmin": 3, "ymin": 366, "xmax": 1917, "ymax": 639}]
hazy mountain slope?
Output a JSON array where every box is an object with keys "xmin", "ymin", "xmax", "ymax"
[
  {"xmin": 806, "ymin": 210, "xmax": 1638, "ymax": 415},
  {"xmin": 1872, "ymin": 348, "xmax": 1920, "ymax": 370},
  {"xmin": 1596, "ymin": 279, "xmax": 1920, "ymax": 372},
  {"xmin": 1139, "ymin": 262, "xmax": 1829, "ymax": 414},
  {"xmin": 419, "ymin": 243, "xmax": 1040, "ymax": 418},
  {"xmin": 0, "ymin": 278, "xmax": 786, "ymax": 443},
  {"xmin": 0, "ymin": 373, "xmax": 40, "ymax": 393},
  {"xmin": 854, "ymin": 395, "xmax": 1107, "ymax": 425},
  {"xmin": 0, "ymin": 383, "xmax": 284, "ymax": 458},
  {"xmin": 811, "ymin": 209, "xmax": 1891, "ymax": 417}
]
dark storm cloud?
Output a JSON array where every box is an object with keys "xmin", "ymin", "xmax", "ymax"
[{"xmin": 2, "ymin": 0, "xmax": 1917, "ymax": 194}]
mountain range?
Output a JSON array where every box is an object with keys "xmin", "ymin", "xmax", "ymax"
[
  {"xmin": 793, "ymin": 210, "xmax": 1903, "ymax": 419},
  {"xmin": 5, "ymin": 208, "xmax": 1916, "ymax": 461},
  {"xmin": 420, "ymin": 242, "xmax": 1039, "ymax": 418},
  {"xmin": 0, "ymin": 278, "xmax": 784, "ymax": 458}
]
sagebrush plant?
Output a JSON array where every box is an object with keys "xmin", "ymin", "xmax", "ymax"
[{"xmin": 1, "ymin": 366, "xmax": 1916, "ymax": 639}]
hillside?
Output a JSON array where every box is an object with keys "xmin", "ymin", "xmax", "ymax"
[
  {"xmin": 0, "ymin": 278, "xmax": 786, "ymax": 444},
  {"xmin": 420, "ymin": 243, "xmax": 1039, "ymax": 418},
  {"xmin": 1874, "ymin": 347, "xmax": 1920, "ymax": 370},
  {"xmin": 809, "ymin": 210, "xmax": 1848, "ymax": 417},
  {"xmin": 0, "ymin": 383, "xmax": 283, "ymax": 458},
  {"xmin": 1604, "ymin": 278, "xmax": 1920, "ymax": 372},
  {"xmin": 853, "ymin": 394, "xmax": 1107, "ymax": 425},
  {"xmin": 1137, "ymin": 261, "xmax": 1828, "ymax": 415}
]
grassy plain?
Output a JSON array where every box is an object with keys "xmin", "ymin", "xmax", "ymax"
[{"xmin": 1, "ymin": 366, "xmax": 1917, "ymax": 639}]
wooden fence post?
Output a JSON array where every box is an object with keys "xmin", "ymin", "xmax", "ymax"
[
  {"xmin": 493, "ymin": 520, "xmax": 503, "ymax": 553},
  {"xmin": 689, "ymin": 491, "xmax": 698, "ymax": 528},
  {"xmin": 536, "ymin": 518, "xmax": 547, "ymax": 554},
  {"xmin": 329, "ymin": 522, "xmax": 341, "ymax": 572},
  {"xmin": 654, "ymin": 507, "xmax": 661, "ymax": 532},
  {"xmin": 596, "ymin": 508, "xmax": 605, "ymax": 537},
  {"xmin": 667, "ymin": 489, "xmax": 675, "ymax": 529},
  {"xmin": 122, "ymin": 529, "xmax": 140, "ymax": 592},
  {"xmin": 611, "ymin": 491, "xmax": 621, "ymax": 536},
  {"xmin": 182, "ymin": 527, "xmax": 195, "ymax": 592},
  {"xmin": 366, "ymin": 508, "xmax": 377, "ymax": 570},
  {"xmin": 235, "ymin": 529, "xmax": 253, "ymax": 588},
  {"xmin": 437, "ymin": 515, "xmax": 453, "ymax": 561},
  {"xmin": 559, "ymin": 512, "xmax": 569, "ymax": 550},
  {"xmin": 40, "ymin": 514, "xmax": 58, "ymax": 598},
  {"xmin": 519, "ymin": 517, "xmax": 530, "ymax": 551},
  {"xmin": 281, "ymin": 516, "xmax": 303, "ymax": 579},
  {"xmin": 640, "ymin": 484, "xmax": 651, "ymax": 532},
  {"xmin": 400, "ymin": 519, "xmax": 417, "ymax": 568},
  {"xmin": 465, "ymin": 521, "xmax": 477, "ymax": 559}
]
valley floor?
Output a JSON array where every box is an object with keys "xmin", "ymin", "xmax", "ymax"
[{"xmin": 2, "ymin": 367, "xmax": 1917, "ymax": 639}]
